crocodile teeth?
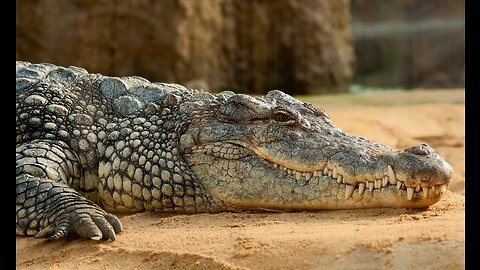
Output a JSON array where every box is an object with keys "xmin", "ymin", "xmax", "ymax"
[
  {"xmin": 375, "ymin": 179, "xmax": 382, "ymax": 189},
  {"xmin": 337, "ymin": 175, "xmax": 343, "ymax": 184},
  {"xmin": 387, "ymin": 165, "xmax": 397, "ymax": 184},
  {"xmin": 415, "ymin": 185, "xmax": 421, "ymax": 192},
  {"xmin": 328, "ymin": 170, "xmax": 333, "ymax": 177},
  {"xmin": 313, "ymin": 171, "xmax": 319, "ymax": 177},
  {"xmin": 274, "ymin": 163, "xmax": 278, "ymax": 168},
  {"xmin": 396, "ymin": 181, "xmax": 402, "ymax": 190},
  {"xmin": 345, "ymin": 184, "xmax": 355, "ymax": 200},
  {"xmin": 305, "ymin": 172, "xmax": 312, "ymax": 181},
  {"xmin": 440, "ymin": 185, "xmax": 447, "ymax": 193},
  {"xmin": 382, "ymin": 176, "xmax": 388, "ymax": 187},
  {"xmin": 422, "ymin": 187, "xmax": 428, "ymax": 198},
  {"xmin": 368, "ymin": 181, "xmax": 374, "ymax": 192},
  {"xmin": 407, "ymin": 187, "xmax": 414, "ymax": 200},
  {"xmin": 431, "ymin": 185, "xmax": 436, "ymax": 192},
  {"xmin": 295, "ymin": 171, "xmax": 302, "ymax": 180},
  {"xmin": 287, "ymin": 169, "xmax": 292, "ymax": 174},
  {"xmin": 323, "ymin": 168, "xmax": 328, "ymax": 175},
  {"xmin": 358, "ymin": 183, "xmax": 366, "ymax": 195},
  {"xmin": 332, "ymin": 168, "xmax": 337, "ymax": 178}
]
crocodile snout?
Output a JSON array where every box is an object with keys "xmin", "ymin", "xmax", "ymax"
[{"xmin": 394, "ymin": 143, "xmax": 453, "ymax": 189}]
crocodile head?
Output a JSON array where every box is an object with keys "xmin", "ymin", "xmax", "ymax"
[{"xmin": 180, "ymin": 90, "xmax": 453, "ymax": 211}]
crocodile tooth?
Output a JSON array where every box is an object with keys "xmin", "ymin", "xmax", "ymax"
[
  {"xmin": 440, "ymin": 185, "xmax": 447, "ymax": 193},
  {"xmin": 328, "ymin": 170, "xmax": 333, "ymax": 177},
  {"xmin": 332, "ymin": 168, "xmax": 337, "ymax": 178},
  {"xmin": 345, "ymin": 184, "xmax": 355, "ymax": 200},
  {"xmin": 407, "ymin": 187, "xmax": 414, "ymax": 200},
  {"xmin": 323, "ymin": 168, "xmax": 328, "ymax": 175},
  {"xmin": 422, "ymin": 187, "xmax": 428, "ymax": 198},
  {"xmin": 336, "ymin": 175, "xmax": 342, "ymax": 184},
  {"xmin": 305, "ymin": 172, "xmax": 313, "ymax": 181},
  {"xmin": 396, "ymin": 181, "xmax": 402, "ymax": 190},
  {"xmin": 368, "ymin": 181, "xmax": 374, "ymax": 192},
  {"xmin": 274, "ymin": 163, "xmax": 278, "ymax": 168},
  {"xmin": 282, "ymin": 166, "xmax": 287, "ymax": 171},
  {"xmin": 415, "ymin": 185, "xmax": 421, "ymax": 192},
  {"xmin": 313, "ymin": 171, "xmax": 319, "ymax": 177},
  {"xmin": 387, "ymin": 165, "xmax": 397, "ymax": 184},
  {"xmin": 295, "ymin": 171, "xmax": 302, "ymax": 180},
  {"xmin": 363, "ymin": 174, "xmax": 375, "ymax": 186},
  {"xmin": 287, "ymin": 169, "xmax": 292, "ymax": 174},
  {"xmin": 358, "ymin": 183, "xmax": 366, "ymax": 195},
  {"xmin": 432, "ymin": 185, "xmax": 436, "ymax": 192},
  {"xmin": 382, "ymin": 176, "xmax": 388, "ymax": 187},
  {"xmin": 375, "ymin": 179, "xmax": 381, "ymax": 189},
  {"xmin": 388, "ymin": 174, "xmax": 397, "ymax": 185}
]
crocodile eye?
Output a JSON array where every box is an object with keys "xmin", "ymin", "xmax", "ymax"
[{"xmin": 272, "ymin": 110, "xmax": 296, "ymax": 124}]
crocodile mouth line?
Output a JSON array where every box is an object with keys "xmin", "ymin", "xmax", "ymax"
[
  {"xmin": 267, "ymin": 162, "xmax": 448, "ymax": 201},
  {"xmin": 187, "ymin": 142, "xmax": 448, "ymax": 201}
]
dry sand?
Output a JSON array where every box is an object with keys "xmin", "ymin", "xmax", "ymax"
[{"xmin": 16, "ymin": 89, "xmax": 465, "ymax": 270}]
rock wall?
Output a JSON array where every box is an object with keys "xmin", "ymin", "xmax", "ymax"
[{"xmin": 16, "ymin": 0, "xmax": 354, "ymax": 94}]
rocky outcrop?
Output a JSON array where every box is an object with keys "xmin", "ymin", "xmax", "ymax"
[{"xmin": 16, "ymin": 0, "xmax": 354, "ymax": 94}]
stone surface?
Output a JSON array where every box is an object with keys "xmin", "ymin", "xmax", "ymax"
[{"xmin": 16, "ymin": 0, "xmax": 354, "ymax": 94}]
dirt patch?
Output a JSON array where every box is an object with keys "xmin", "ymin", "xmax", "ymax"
[{"xmin": 16, "ymin": 191, "xmax": 464, "ymax": 269}]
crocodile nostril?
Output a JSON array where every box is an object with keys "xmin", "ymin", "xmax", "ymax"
[{"xmin": 405, "ymin": 144, "xmax": 435, "ymax": 156}]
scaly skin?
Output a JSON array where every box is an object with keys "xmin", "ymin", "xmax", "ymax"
[{"xmin": 16, "ymin": 61, "xmax": 453, "ymax": 241}]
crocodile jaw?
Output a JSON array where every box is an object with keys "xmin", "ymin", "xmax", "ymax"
[{"xmin": 183, "ymin": 143, "xmax": 451, "ymax": 210}]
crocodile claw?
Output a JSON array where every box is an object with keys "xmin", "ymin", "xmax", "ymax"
[{"xmin": 35, "ymin": 203, "xmax": 122, "ymax": 241}]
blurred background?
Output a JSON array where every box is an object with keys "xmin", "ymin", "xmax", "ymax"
[
  {"xmin": 351, "ymin": 0, "xmax": 464, "ymax": 91},
  {"xmin": 16, "ymin": 0, "xmax": 465, "ymax": 95}
]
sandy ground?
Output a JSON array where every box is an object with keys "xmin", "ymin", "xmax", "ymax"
[{"xmin": 16, "ymin": 89, "xmax": 465, "ymax": 270}]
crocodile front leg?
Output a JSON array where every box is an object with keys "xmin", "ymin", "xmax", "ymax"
[{"xmin": 16, "ymin": 140, "xmax": 122, "ymax": 240}]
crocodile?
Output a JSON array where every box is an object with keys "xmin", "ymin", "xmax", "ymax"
[{"xmin": 16, "ymin": 61, "xmax": 453, "ymax": 241}]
